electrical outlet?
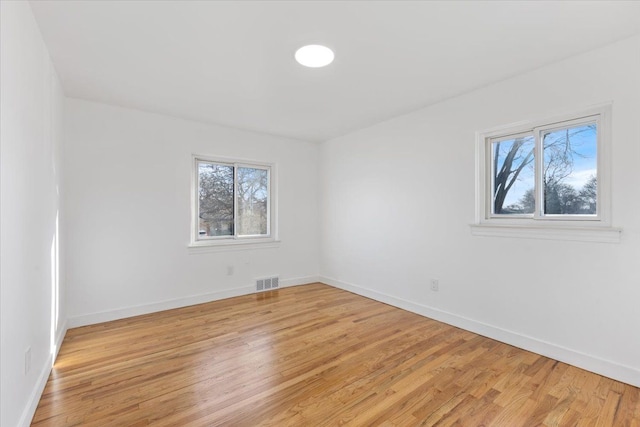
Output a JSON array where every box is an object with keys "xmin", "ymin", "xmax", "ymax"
[
  {"xmin": 430, "ymin": 279, "xmax": 439, "ymax": 292},
  {"xmin": 25, "ymin": 347, "xmax": 31, "ymax": 375},
  {"xmin": 227, "ymin": 265, "xmax": 234, "ymax": 276}
]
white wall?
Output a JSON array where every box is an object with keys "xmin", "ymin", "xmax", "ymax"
[
  {"xmin": 64, "ymin": 99, "xmax": 319, "ymax": 325},
  {"xmin": 0, "ymin": 2, "xmax": 66, "ymax": 426},
  {"xmin": 3, "ymin": 8, "xmax": 636, "ymax": 426},
  {"xmin": 320, "ymin": 35, "xmax": 640, "ymax": 387}
]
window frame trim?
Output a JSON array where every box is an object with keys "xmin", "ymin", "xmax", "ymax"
[
  {"xmin": 474, "ymin": 104, "xmax": 619, "ymax": 242},
  {"xmin": 190, "ymin": 155, "xmax": 277, "ymax": 247}
]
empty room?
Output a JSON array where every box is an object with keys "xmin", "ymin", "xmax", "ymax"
[{"xmin": 2, "ymin": 1, "xmax": 640, "ymax": 426}]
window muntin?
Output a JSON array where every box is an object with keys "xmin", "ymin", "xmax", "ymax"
[
  {"xmin": 484, "ymin": 111, "xmax": 605, "ymax": 223},
  {"xmin": 195, "ymin": 158, "xmax": 271, "ymax": 242}
]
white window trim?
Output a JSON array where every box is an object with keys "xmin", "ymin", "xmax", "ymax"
[
  {"xmin": 189, "ymin": 155, "xmax": 279, "ymax": 249},
  {"xmin": 472, "ymin": 104, "xmax": 621, "ymax": 243}
]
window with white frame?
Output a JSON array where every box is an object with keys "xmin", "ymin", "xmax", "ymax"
[
  {"xmin": 192, "ymin": 157, "xmax": 273, "ymax": 245},
  {"xmin": 474, "ymin": 105, "xmax": 619, "ymax": 241}
]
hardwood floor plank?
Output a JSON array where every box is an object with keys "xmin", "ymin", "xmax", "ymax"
[{"xmin": 32, "ymin": 283, "xmax": 640, "ymax": 426}]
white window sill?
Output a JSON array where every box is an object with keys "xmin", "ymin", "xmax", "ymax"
[
  {"xmin": 470, "ymin": 223, "xmax": 621, "ymax": 243},
  {"xmin": 188, "ymin": 239, "xmax": 281, "ymax": 254}
]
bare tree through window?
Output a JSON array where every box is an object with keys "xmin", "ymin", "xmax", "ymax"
[
  {"xmin": 491, "ymin": 123, "xmax": 597, "ymax": 216},
  {"xmin": 197, "ymin": 160, "xmax": 270, "ymax": 239}
]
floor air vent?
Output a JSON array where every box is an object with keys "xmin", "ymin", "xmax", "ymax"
[{"xmin": 256, "ymin": 276, "xmax": 279, "ymax": 292}]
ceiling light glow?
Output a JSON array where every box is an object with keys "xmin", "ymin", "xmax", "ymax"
[{"xmin": 295, "ymin": 45, "xmax": 334, "ymax": 68}]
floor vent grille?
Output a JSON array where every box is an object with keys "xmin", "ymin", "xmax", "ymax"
[{"xmin": 256, "ymin": 276, "xmax": 279, "ymax": 292}]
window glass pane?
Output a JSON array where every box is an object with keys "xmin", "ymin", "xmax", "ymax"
[
  {"xmin": 237, "ymin": 167, "xmax": 269, "ymax": 236},
  {"xmin": 543, "ymin": 123, "xmax": 597, "ymax": 215},
  {"xmin": 491, "ymin": 135, "xmax": 535, "ymax": 215},
  {"xmin": 198, "ymin": 163, "xmax": 234, "ymax": 237}
]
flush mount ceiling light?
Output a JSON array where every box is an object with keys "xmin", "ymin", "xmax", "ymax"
[{"xmin": 295, "ymin": 45, "xmax": 334, "ymax": 68}]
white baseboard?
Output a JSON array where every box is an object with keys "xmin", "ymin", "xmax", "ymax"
[
  {"xmin": 280, "ymin": 275, "xmax": 320, "ymax": 288},
  {"xmin": 320, "ymin": 276, "xmax": 640, "ymax": 388},
  {"xmin": 67, "ymin": 276, "xmax": 320, "ymax": 328},
  {"xmin": 18, "ymin": 321, "xmax": 68, "ymax": 427},
  {"xmin": 18, "ymin": 354, "xmax": 53, "ymax": 427}
]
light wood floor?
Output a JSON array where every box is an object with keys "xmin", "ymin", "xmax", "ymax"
[{"xmin": 33, "ymin": 283, "xmax": 640, "ymax": 426}]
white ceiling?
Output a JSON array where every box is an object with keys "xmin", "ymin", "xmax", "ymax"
[{"xmin": 30, "ymin": 1, "xmax": 640, "ymax": 142}]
